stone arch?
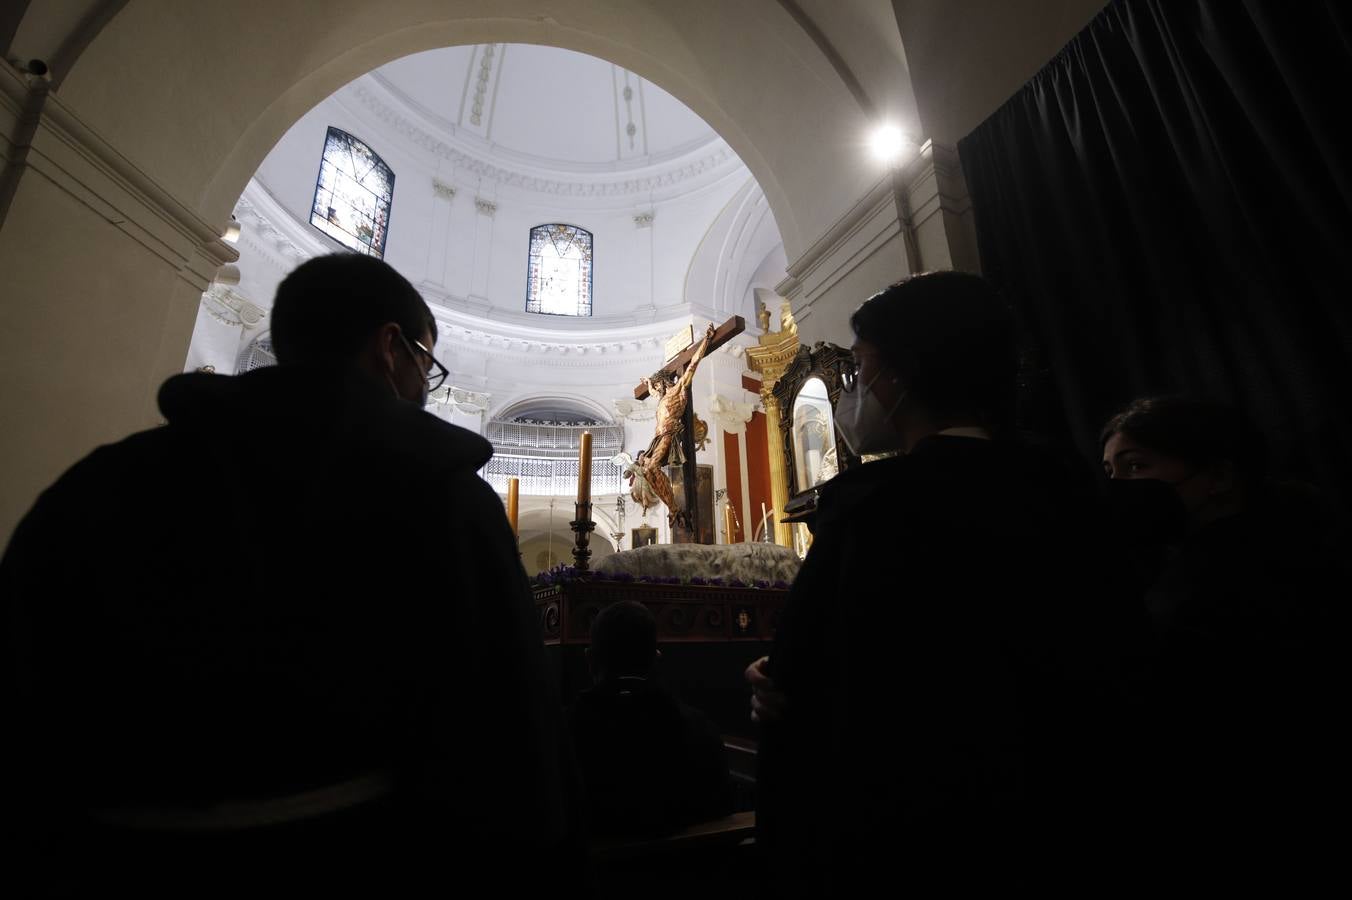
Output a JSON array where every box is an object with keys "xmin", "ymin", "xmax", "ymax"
[{"xmin": 53, "ymin": 0, "xmax": 896, "ymax": 260}]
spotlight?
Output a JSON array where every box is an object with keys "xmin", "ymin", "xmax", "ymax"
[{"xmin": 869, "ymin": 124, "xmax": 907, "ymax": 164}]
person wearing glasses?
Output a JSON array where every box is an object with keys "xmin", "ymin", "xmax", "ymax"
[
  {"xmin": 1, "ymin": 253, "xmax": 572, "ymax": 895},
  {"xmin": 750, "ymin": 272, "xmax": 1134, "ymax": 894}
]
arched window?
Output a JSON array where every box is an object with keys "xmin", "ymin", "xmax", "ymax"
[
  {"xmin": 526, "ymin": 224, "xmax": 593, "ymax": 316},
  {"xmin": 310, "ymin": 127, "xmax": 394, "ymax": 257}
]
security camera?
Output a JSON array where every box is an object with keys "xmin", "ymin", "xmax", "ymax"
[{"xmin": 7, "ymin": 58, "xmax": 52, "ymax": 83}]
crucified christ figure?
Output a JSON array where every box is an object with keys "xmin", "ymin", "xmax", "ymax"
[{"xmin": 634, "ymin": 322, "xmax": 716, "ymax": 525}]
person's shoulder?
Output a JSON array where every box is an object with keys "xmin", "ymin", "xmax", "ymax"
[
  {"xmin": 43, "ymin": 424, "xmax": 181, "ymax": 499},
  {"xmin": 372, "ymin": 401, "xmax": 494, "ymax": 474}
]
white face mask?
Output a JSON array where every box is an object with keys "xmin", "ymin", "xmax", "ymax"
[{"xmin": 834, "ymin": 373, "xmax": 903, "ymax": 456}]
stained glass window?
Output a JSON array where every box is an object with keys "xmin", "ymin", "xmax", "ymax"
[
  {"xmin": 526, "ymin": 224, "xmax": 593, "ymax": 316},
  {"xmin": 310, "ymin": 127, "xmax": 394, "ymax": 257}
]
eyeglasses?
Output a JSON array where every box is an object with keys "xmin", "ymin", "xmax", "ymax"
[
  {"xmin": 405, "ymin": 337, "xmax": 449, "ymax": 392},
  {"xmin": 839, "ymin": 359, "xmax": 860, "ymax": 394}
]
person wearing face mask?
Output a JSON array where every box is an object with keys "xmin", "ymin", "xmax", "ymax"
[
  {"xmin": 1, "ymin": 253, "xmax": 574, "ymax": 895},
  {"xmin": 1099, "ymin": 396, "xmax": 1342, "ymax": 889},
  {"xmin": 752, "ymin": 272, "xmax": 1136, "ymax": 895}
]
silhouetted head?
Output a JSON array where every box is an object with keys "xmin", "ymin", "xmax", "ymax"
[
  {"xmin": 587, "ymin": 600, "xmax": 659, "ymax": 682},
  {"xmin": 270, "ymin": 253, "xmax": 442, "ymax": 404},
  {"xmin": 1101, "ymin": 396, "xmax": 1267, "ymax": 526},
  {"xmin": 846, "ymin": 271, "xmax": 1017, "ymax": 451}
]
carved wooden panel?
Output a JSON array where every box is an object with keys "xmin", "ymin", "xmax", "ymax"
[{"xmin": 532, "ymin": 581, "xmax": 788, "ymax": 646}]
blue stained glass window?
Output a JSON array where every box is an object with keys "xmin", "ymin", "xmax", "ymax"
[
  {"xmin": 310, "ymin": 127, "xmax": 394, "ymax": 257},
  {"xmin": 526, "ymin": 224, "xmax": 593, "ymax": 316}
]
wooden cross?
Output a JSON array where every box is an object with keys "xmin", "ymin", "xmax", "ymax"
[{"xmin": 632, "ymin": 315, "xmax": 745, "ymax": 543}]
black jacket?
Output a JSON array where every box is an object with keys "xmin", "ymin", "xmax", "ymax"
[
  {"xmin": 757, "ymin": 435, "xmax": 1140, "ymax": 894},
  {"xmin": 568, "ymin": 676, "xmax": 733, "ymax": 838},
  {"xmin": 2, "ymin": 366, "xmax": 570, "ymax": 889}
]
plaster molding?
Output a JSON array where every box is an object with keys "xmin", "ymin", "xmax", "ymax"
[
  {"xmin": 347, "ymin": 81, "xmax": 736, "ymax": 198},
  {"xmin": 201, "ymin": 284, "xmax": 267, "ymax": 329},
  {"xmin": 429, "ymin": 385, "xmax": 491, "ymax": 414},
  {"xmin": 633, "ymin": 210, "xmax": 655, "ymax": 228},
  {"xmin": 432, "ymin": 178, "xmax": 457, "ymax": 200},
  {"xmin": 710, "ymin": 394, "xmax": 758, "ymax": 435},
  {"xmin": 474, "ymin": 197, "xmax": 498, "ymax": 217},
  {"xmin": 418, "ymin": 279, "xmax": 725, "ymax": 340},
  {"xmin": 774, "ymin": 140, "xmax": 943, "ymax": 305},
  {"xmin": 234, "ymin": 182, "xmax": 339, "ymax": 263},
  {"xmin": 469, "ymin": 44, "xmax": 498, "ymax": 127},
  {"xmin": 613, "ymin": 397, "xmax": 657, "ymax": 422},
  {"xmin": 0, "ymin": 64, "xmax": 237, "ymax": 289}
]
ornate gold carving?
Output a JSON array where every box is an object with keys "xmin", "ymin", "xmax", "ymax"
[{"xmin": 744, "ymin": 297, "xmax": 801, "ymax": 549}]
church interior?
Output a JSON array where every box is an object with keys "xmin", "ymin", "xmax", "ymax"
[{"xmin": 2, "ymin": 0, "xmax": 1347, "ymax": 894}]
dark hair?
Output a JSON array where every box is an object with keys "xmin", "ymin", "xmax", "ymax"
[
  {"xmin": 1100, "ymin": 396, "xmax": 1268, "ymax": 485},
  {"xmin": 590, "ymin": 600, "xmax": 657, "ymax": 678},
  {"xmin": 849, "ymin": 271, "xmax": 1017, "ymax": 427},
  {"xmin": 270, "ymin": 254, "xmax": 434, "ymax": 366}
]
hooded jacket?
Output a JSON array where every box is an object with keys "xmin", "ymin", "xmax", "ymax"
[{"xmin": 2, "ymin": 365, "xmax": 569, "ymax": 884}]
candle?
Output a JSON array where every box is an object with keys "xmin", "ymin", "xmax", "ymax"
[
  {"xmin": 506, "ymin": 477, "xmax": 519, "ymax": 538},
  {"xmin": 761, "ymin": 502, "xmax": 769, "ymax": 541},
  {"xmin": 724, "ymin": 504, "xmax": 735, "ymax": 544},
  {"xmin": 577, "ymin": 431, "xmax": 593, "ymax": 505}
]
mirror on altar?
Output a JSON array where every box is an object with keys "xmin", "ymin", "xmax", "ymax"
[{"xmin": 791, "ymin": 376, "xmax": 838, "ymax": 490}]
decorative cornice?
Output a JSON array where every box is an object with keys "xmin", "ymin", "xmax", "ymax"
[
  {"xmin": 233, "ymin": 183, "xmax": 337, "ymax": 264},
  {"xmin": 775, "ymin": 140, "xmax": 938, "ymax": 300},
  {"xmin": 1, "ymin": 63, "xmax": 237, "ymax": 289},
  {"xmin": 348, "ymin": 81, "xmax": 736, "ymax": 198}
]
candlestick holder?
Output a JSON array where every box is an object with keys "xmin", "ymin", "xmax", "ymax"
[{"xmin": 570, "ymin": 501, "xmax": 595, "ymax": 571}]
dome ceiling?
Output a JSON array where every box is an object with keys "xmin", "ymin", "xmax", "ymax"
[{"xmin": 371, "ymin": 44, "xmax": 719, "ymax": 172}]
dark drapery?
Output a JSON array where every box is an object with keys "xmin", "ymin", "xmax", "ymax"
[{"xmin": 958, "ymin": 0, "xmax": 1352, "ymax": 507}]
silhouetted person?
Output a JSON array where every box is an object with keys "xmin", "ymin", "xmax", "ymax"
[
  {"xmin": 1, "ymin": 253, "xmax": 570, "ymax": 897},
  {"xmin": 751, "ymin": 272, "xmax": 1136, "ymax": 894},
  {"xmin": 1101, "ymin": 396, "xmax": 1342, "ymax": 889},
  {"xmin": 569, "ymin": 601, "xmax": 733, "ymax": 838}
]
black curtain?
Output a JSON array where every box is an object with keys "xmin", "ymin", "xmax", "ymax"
[{"xmin": 958, "ymin": 0, "xmax": 1352, "ymax": 508}]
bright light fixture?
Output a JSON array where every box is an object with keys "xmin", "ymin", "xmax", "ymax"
[
  {"xmin": 222, "ymin": 218, "xmax": 241, "ymax": 243},
  {"xmin": 869, "ymin": 124, "xmax": 907, "ymax": 163}
]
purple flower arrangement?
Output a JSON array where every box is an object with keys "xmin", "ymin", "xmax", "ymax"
[{"xmin": 532, "ymin": 567, "xmax": 790, "ymax": 589}]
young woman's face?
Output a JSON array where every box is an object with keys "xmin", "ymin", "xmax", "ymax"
[
  {"xmin": 1102, "ymin": 431, "xmax": 1191, "ymax": 482},
  {"xmin": 1102, "ymin": 430, "xmax": 1224, "ymax": 517}
]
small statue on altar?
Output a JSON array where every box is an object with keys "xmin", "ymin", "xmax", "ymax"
[
  {"xmin": 611, "ymin": 451, "xmax": 663, "ymax": 514},
  {"xmin": 637, "ymin": 323, "xmax": 716, "ymax": 525}
]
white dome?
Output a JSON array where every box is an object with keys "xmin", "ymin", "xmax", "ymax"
[{"xmin": 374, "ymin": 44, "xmax": 719, "ymax": 170}]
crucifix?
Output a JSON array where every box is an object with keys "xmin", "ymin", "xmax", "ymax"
[{"xmin": 631, "ymin": 315, "xmax": 745, "ymax": 543}]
